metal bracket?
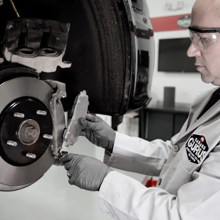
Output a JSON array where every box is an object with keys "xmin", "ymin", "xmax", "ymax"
[
  {"xmin": 44, "ymin": 80, "xmax": 66, "ymax": 159},
  {"xmin": 131, "ymin": 0, "xmax": 143, "ymax": 13},
  {"xmin": 3, "ymin": 19, "xmax": 72, "ymax": 73}
]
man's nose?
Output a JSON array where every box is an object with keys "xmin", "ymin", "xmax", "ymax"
[{"xmin": 187, "ymin": 42, "xmax": 201, "ymax": 57}]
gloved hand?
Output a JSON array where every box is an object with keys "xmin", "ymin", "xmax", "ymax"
[
  {"xmin": 79, "ymin": 114, "xmax": 116, "ymax": 153},
  {"xmin": 60, "ymin": 153, "xmax": 112, "ymax": 191}
]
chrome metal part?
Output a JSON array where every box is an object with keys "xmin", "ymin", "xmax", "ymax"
[
  {"xmin": 17, "ymin": 119, "xmax": 40, "ymax": 145},
  {"xmin": 36, "ymin": 110, "xmax": 47, "ymax": 116},
  {"xmin": 14, "ymin": 112, "xmax": 25, "ymax": 118},
  {"xmin": 26, "ymin": 153, "xmax": 37, "ymax": 159},
  {"xmin": 0, "ymin": 77, "xmax": 60, "ymax": 190},
  {"xmin": 63, "ymin": 90, "xmax": 89, "ymax": 147},
  {"xmin": 43, "ymin": 134, "xmax": 53, "ymax": 140},
  {"xmin": 7, "ymin": 141, "xmax": 17, "ymax": 147}
]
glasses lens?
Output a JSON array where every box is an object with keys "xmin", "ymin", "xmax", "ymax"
[{"xmin": 189, "ymin": 30, "xmax": 217, "ymax": 50}]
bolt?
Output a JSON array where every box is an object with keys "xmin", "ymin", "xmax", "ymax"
[
  {"xmin": 25, "ymin": 126, "xmax": 38, "ymax": 139},
  {"xmin": 43, "ymin": 134, "xmax": 53, "ymax": 140},
  {"xmin": 36, "ymin": 110, "xmax": 47, "ymax": 116},
  {"xmin": 61, "ymin": 92, "xmax": 67, "ymax": 98},
  {"xmin": 14, "ymin": 112, "xmax": 25, "ymax": 118},
  {"xmin": 7, "ymin": 141, "xmax": 17, "ymax": 147},
  {"xmin": 7, "ymin": 24, "xmax": 14, "ymax": 29},
  {"xmin": 29, "ymin": 128, "xmax": 38, "ymax": 138},
  {"xmin": 26, "ymin": 153, "xmax": 36, "ymax": 159}
]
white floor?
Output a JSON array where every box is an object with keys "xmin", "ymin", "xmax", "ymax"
[{"xmin": 0, "ymin": 115, "xmax": 145, "ymax": 220}]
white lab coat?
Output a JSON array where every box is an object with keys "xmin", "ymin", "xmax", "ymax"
[{"xmin": 98, "ymin": 87, "xmax": 220, "ymax": 220}]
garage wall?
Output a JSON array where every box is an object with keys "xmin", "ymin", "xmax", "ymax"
[
  {"xmin": 146, "ymin": 0, "xmax": 215, "ymax": 107},
  {"xmin": 147, "ymin": 0, "xmax": 196, "ymax": 18},
  {"xmin": 149, "ymin": 30, "xmax": 215, "ymax": 107}
]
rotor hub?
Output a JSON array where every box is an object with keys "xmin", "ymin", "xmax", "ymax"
[
  {"xmin": 17, "ymin": 119, "xmax": 40, "ymax": 146},
  {"xmin": 0, "ymin": 97, "xmax": 53, "ymax": 166}
]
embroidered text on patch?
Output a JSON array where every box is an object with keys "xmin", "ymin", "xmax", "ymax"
[{"xmin": 185, "ymin": 134, "xmax": 209, "ymax": 164}]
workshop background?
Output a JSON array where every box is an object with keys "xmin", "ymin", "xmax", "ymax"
[{"xmin": 0, "ymin": 0, "xmax": 216, "ymax": 219}]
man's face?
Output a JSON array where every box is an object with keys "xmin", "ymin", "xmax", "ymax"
[{"xmin": 187, "ymin": 0, "xmax": 220, "ymax": 86}]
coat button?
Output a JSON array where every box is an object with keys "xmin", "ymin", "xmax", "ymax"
[
  {"xmin": 172, "ymin": 145, "xmax": 179, "ymax": 152},
  {"xmin": 157, "ymin": 178, "xmax": 162, "ymax": 186}
]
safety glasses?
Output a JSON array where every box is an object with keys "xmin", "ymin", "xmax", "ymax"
[{"xmin": 188, "ymin": 26, "xmax": 220, "ymax": 50}]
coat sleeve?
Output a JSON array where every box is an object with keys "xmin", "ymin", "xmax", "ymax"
[
  {"xmin": 98, "ymin": 145, "xmax": 220, "ymax": 220},
  {"xmin": 104, "ymin": 132, "xmax": 175, "ymax": 176}
]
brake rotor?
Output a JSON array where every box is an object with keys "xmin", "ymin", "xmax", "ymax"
[{"xmin": 0, "ymin": 76, "xmax": 56, "ymax": 191}]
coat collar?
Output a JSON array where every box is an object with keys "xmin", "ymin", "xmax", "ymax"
[{"xmin": 174, "ymin": 87, "xmax": 220, "ymax": 144}]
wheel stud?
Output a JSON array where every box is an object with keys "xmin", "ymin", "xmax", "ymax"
[{"xmin": 7, "ymin": 140, "xmax": 17, "ymax": 147}]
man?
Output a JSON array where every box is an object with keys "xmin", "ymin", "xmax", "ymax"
[{"xmin": 60, "ymin": 0, "xmax": 220, "ymax": 219}]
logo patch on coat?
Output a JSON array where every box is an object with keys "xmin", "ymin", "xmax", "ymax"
[{"xmin": 185, "ymin": 134, "xmax": 209, "ymax": 164}]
